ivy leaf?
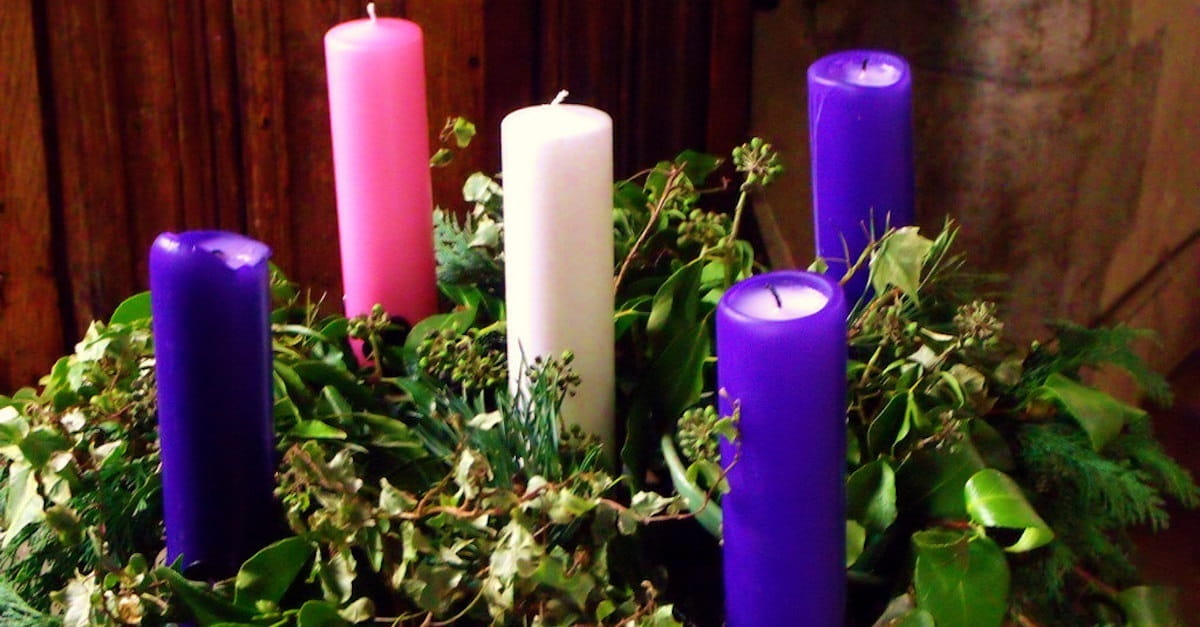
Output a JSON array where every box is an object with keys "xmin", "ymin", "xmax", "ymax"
[
  {"xmin": 870, "ymin": 226, "xmax": 933, "ymax": 302},
  {"xmin": 912, "ymin": 530, "xmax": 1009, "ymax": 627},
  {"xmin": 109, "ymin": 291, "xmax": 152, "ymax": 325},
  {"xmin": 291, "ymin": 361, "xmax": 376, "ymax": 409},
  {"xmin": 897, "ymin": 436, "xmax": 986, "ymax": 519},
  {"xmin": 3, "ymin": 462, "xmax": 44, "ymax": 547},
  {"xmin": 234, "ymin": 536, "xmax": 316, "ymax": 609},
  {"xmin": 846, "ymin": 459, "xmax": 898, "ymax": 533},
  {"xmin": 867, "ymin": 394, "xmax": 910, "ymax": 457},
  {"xmin": 155, "ymin": 567, "xmax": 256, "ymax": 625},
  {"xmin": 1116, "ymin": 586, "xmax": 1182, "ymax": 626},
  {"xmin": 964, "ymin": 469, "xmax": 1054, "ymax": 552},
  {"xmin": 451, "ymin": 117, "xmax": 476, "ymax": 148},
  {"xmin": 968, "ymin": 419, "xmax": 1015, "ymax": 472},
  {"xmin": 289, "ymin": 420, "xmax": 348, "ymax": 440},
  {"xmin": 660, "ymin": 434, "xmax": 722, "ymax": 537},
  {"xmin": 846, "ymin": 520, "xmax": 866, "ymax": 567},
  {"xmin": 674, "ymin": 150, "xmax": 722, "ymax": 186},
  {"xmin": 647, "ymin": 260, "xmax": 702, "ymax": 338},
  {"xmin": 1034, "ymin": 373, "xmax": 1142, "ymax": 451},
  {"xmin": 297, "ymin": 600, "xmax": 350, "ymax": 627},
  {"xmin": 429, "ymin": 148, "xmax": 454, "ymax": 167}
]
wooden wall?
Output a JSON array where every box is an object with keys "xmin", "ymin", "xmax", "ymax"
[
  {"xmin": 751, "ymin": 0, "xmax": 1200, "ymax": 392},
  {"xmin": 0, "ymin": 0, "xmax": 753, "ymax": 392}
]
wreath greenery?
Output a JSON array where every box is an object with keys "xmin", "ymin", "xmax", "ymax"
[{"xmin": 0, "ymin": 122, "xmax": 1193, "ymax": 626}]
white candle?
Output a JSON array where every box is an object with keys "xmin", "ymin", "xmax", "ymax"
[{"xmin": 501, "ymin": 102, "xmax": 615, "ymax": 447}]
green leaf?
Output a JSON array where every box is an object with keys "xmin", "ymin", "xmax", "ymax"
[
  {"xmin": 846, "ymin": 459, "xmax": 898, "ymax": 533},
  {"xmin": 317, "ymin": 385, "xmax": 354, "ymax": 419},
  {"xmin": 155, "ymin": 567, "xmax": 256, "ymax": 625},
  {"xmin": 964, "ymin": 469, "xmax": 1053, "ymax": 552},
  {"xmin": 451, "ymin": 117, "xmax": 476, "ymax": 148},
  {"xmin": 892, "ymin": 609, "xmax": 936, "ymax": 627},
  {"xmin": 109, "ymin": 291, "xmax": 152, "ymax": 325},
  {"xmin": 660, "ymin": 433, "xmax": 722, "ymax": 537},
  {"xmin": 968, "ymin": 419, "xmax": 1015, "ymax": 472},
  {"xmin": 1116, "ymin": 586, "xmax": 1182, "ymax": 626},
  {"xmin": 234, "ymin": 536, "xmax": 316, "ymax": 609},
  {"xmin": 912, "ymin": 530, "xmax": 1009, "ymax": 627},
  {"xmin": 289, "ymin": 420, "xmax": 348, "ymax": 440},
  {"xmin": 647, "ymin": 260, "xmax": 702, "ymax": 338},
  {"xmin": 870, "ymin": 226, "xmax": 933, "ymax": 301},
  {"xmin": 897, "ymin": 435, "xmax": 986, "ymax": 519},
  {"xmin": 291, "ymin": 361, "xmax": 376, "ymax": 409},
  {"xmin": 846, "ymin": 520, "xmax": 866, "ymax": 567},
  {"xmin": 429, "ymin": 148, "xmax": 454, "ymax": 167},
  {"xmin": 1034, "ymin": 373, "xmax": 1142, "ymax": 451},
  {"xmin": 867, "ymin": 394, "xmax": 910, "ymax": 457},
  {"xmin": 674, "ymin": 149, "xmax": 722, "ymax": 186},
  {"xmin": 297, "ymin": 600, "xmax": 351, "ymax": 627},
  {"xmin": 18, "ymin": 428, "xmax": 70, "ymax": 469}
]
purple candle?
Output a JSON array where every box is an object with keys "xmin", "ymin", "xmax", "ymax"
[
  {"xmin": 718, "ymin": 270, "xmax": 847, "ymax": 625},
  {"xmin": 808, "ymin": 50, "xmax": 914, "ymax": 305},
  {"xmin": 150, "ymin": 231, "xmax": 276, "ymax": 579}
]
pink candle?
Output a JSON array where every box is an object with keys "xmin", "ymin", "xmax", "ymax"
[{"xmin": 325, "ymin": 5, "xmax": 436, "ymax": 327}]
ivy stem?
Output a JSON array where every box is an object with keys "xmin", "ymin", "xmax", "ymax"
[{"xmin": 613, "ymin": 166, "xmax": 686, "ymax": 296}]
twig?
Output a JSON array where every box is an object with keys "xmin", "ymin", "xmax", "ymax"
[
  {"xmin": 1073, "ymin": 565, "xmax": 1120, "ymax": 598},
  {"xmin": 613, "ymin": 166, "xmax": 686, "ymax": 296}
]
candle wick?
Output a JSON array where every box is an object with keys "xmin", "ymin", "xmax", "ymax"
[
  {"xmin": 861, "ymin": 58, "xmax": 868, "ymax": 71},
  {"xmin": 765, "ymin": 283, "xmax": 783, "ymax": 308},
  {"xmin": 367, "ymin": 2, "xmax": 377, "ymax": 21},
  {"xmin": 550, "ymin": 89, "xmax": 569, "ymax": 106}
]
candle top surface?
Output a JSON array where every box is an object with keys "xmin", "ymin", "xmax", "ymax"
[
  {"xmin": 501, "ymin": 104, "xmax": 612, "ymax": 140},
  {"xmin": 154, "ymin": 231, "xmax": 271, "ymax": 270},
  {"xmin": 721, "ymin": 271, "xmax": 842, "ymax": 322},
  {"xmin": 325, "ymin": 16, "xmax": 421, "ymax": 50},
  {"xmin": 809, "ymin": 50, "xmax": 910, "ymax": 89}
]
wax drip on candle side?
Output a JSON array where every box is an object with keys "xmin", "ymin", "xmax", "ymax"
[
  {"xmin": 367, "ymin": 2, "xmax": 377, "ymax": 21},
  {"xmin": 550, "ymin": 89, "xmax": 569, "ymax": 105}
]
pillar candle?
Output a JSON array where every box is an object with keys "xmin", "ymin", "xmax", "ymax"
[
  {"xmin": 325, "ymin": 8, "xmax": 436, "ymax": 327},
  {"xmin": 718, "ymin": 270, "xmax": 847, "ymax": 625},
  {"xmin": 808, "ymin": 50, "xmax": 914, "ymax": 305},
  {"xmin": 501, "ymin": 103, "xmax": 615, "ymax": 447},
  {"xmin": 150, "ymin": 231, "xmax": 275, "ymax": 579}
]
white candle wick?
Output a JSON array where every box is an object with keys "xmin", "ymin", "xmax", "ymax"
[
  {"xmin": 367, "ymin": 2, "xmax": 377, "ymax": 21},
  {"xmin": 550, "ymin": 89, "xmax": 569, "ymax": 106},
  {"xmin": 766, "ymin": 283, "xmax": 783, "ymax": 308}
]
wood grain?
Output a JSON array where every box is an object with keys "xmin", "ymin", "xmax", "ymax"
[
  {"xmin": 0, "ymin": 0, "xmax": 65, "ymax": 391},
  {"xmin": 1, "ymin": 0, "xmax": 755, "ymax": 389},
  {"xmin": 43, "ymin": 0, "xmax": 137, "ymax": 334}
]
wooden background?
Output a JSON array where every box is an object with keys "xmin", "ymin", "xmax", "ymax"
[
  {"xmin": 0, "ymin": 0, "xmax": 753, "ymax": 391},
  {"xmin": 2, "ymin": 0, "xmax": 1197, "ymax": 396}
]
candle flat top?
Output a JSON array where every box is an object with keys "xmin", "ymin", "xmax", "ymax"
[
  {"xmin": 325, "ymin": 17, "xmax": 422, "ymax": 50},
  {"xmin": 731, "ymin": 284, "xmax": 829, "ymax": 320},
  {"xmin": 155, "ymin": 231, "xmax": 271, "ymax": 270},
  {"xmin": 501, "ymin": 104, "xmax": 612, "ymax": 140},
  {"xmin": 809, "ymin": 50, "xmax": 910, "ymax": 89},
  {"xmin": 720, "ymin": 271, "xmax": 843, "ymax": 322}
]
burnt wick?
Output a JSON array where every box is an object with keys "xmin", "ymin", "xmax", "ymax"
[
  {"xmin": 765, "ymin": 283, "xmax": 783, "ymax": 308},
  {"xmin": 861, "ymin": 58, "xmax": 869, "ymax": 71}
]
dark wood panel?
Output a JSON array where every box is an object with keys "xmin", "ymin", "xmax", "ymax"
[
  {"xmin": 233, "ymin": 0, "xmax": 294, "ymax": 275},
  {"xmin": 43, "ymin": 0, "xmax": 137, "ymax": 333},
  {"xmin": 1, "ymin": 0, "xmax": 755, "ymax": 389},
  {"xmin": 0, "ymin": 0, "xmax": 64, "ymax": 391}
]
